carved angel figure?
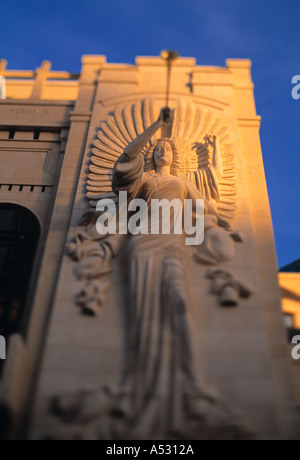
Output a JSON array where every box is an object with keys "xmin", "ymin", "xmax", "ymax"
[
  {"xmin": 66, "ymin": 99, "xmax": 247, "ymax": 439},
  {"xmin": 106, "ymin": 108, "xmax": 235, "ymax": 438}
]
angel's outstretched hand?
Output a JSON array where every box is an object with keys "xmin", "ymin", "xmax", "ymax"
[{"xmin": 205, "ymin": 133, "xmax": 217, "ymax": 147}]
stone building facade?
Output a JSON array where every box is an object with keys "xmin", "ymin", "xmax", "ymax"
[
  {"xmin": 280, "ymin": 260, "xmax": 300, "ymax": 333},
  {"xmin": 279, "ymin": 260, "xmax": 300, "ymax": 411},
  {"xmin": 0, "ymin": 55, "xmax": 298, "ymax": 439}
]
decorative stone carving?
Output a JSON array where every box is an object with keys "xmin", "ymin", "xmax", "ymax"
[
  {"xmin": 87, "ymin": 98, "xmax": 237, "ymax": 224},
  {"xmin": 62, "ymin": 98, "xmax": 253, "ymax": 439},
  {"xmin": 68, "ymin": 227, "xmax": 124, "ymax": 315},
  {"xmin": 68, "ymin": 98, "xmax": 241, "ymax": 314},
  {"xmin": 206, "ymin": 269, "xmax": 253, "ymax": 307},
  {"xmin": 48, "ymin": 385, "xmax": 253, "ymax": 440},
  {"xmin": 75, "ymin": 281, "xmax": 110, "ymax": 316}
]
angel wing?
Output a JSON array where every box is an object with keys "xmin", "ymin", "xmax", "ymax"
[
  {"xmin": 87, "ymin": 98, "xmax": 158, "ymax": 207},
  {"xmin": 172, "ymin": 100, "xmax": 237, "ymax": 222},
  {"xmin": 87, "ymin": 98, "xmax": 237, "ymax": 223}
]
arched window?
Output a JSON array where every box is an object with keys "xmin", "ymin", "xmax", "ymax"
[{"xmin": 0, "ymin": 204, "xmax": 40, "ymax": 338}]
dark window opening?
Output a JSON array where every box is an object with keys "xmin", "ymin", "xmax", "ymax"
[
  {"xmin": 288, "ymin": 328, "xmax": 300, "ymax": 342},
  {"xmin": 283, "ymin": 313, "xmax": 300, "ymax": 342},
  {"xmin": 0, "ymin": 204, "xmax": 40, "ymax": 376},
  {"xmin": 8, "ymin": 129, "xmax": 15, "ymax": 140},
  {"xmin": 33, "ymin": 130, "xmax": 40, "ymax": 140}
]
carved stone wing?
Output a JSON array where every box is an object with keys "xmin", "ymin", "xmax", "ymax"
[
  {"xmin": 87, "ymin": 98, "xmax": 157, "ymax": 207},
  {"xmin": 217, "ymin": 143, "xmax": 237, "ymax": 222},
  {"xmin": 172, "ymin": 100, "xmax": 237, "ymax": 223}
]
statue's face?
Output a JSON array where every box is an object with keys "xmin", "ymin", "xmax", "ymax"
[{"xmin": 154, "ymin": 141, "xmax": 173, "ymax": 168}]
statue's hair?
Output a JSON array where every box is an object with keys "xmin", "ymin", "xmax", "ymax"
[{"xmin": 144, "ymin": 139, "xmax": 182, "ymax": 176}]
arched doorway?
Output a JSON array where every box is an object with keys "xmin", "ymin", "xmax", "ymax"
[{"xmin": 0, "ymin": 204, "xmax": 40, "ymax": 340}]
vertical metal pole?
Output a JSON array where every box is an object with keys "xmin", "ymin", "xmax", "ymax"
[
  {"xmin": 160, "ymin": 50, "xmax": 179, "ymax": 148},
  {"xmin": 164, "ymin": 60, "xmax": 172, "ymax": 148}
]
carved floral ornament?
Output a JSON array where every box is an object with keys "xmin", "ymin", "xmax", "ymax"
[{"xmin": 61, "ymin": 97, "xmax": 254, "ymax": 440}]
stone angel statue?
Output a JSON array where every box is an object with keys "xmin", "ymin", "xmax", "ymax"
[{"xmin": 64, "ymin": 99, "xmax": 248, "ymax": 440}]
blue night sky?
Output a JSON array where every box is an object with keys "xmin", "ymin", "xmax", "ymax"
[{"xmin": 1, "ymin": 0, "xmax": 299, "ymax": 268}]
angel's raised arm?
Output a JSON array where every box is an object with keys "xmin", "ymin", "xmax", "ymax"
[{"xmin": 124, "ymin": 108, "xmax": 172, "ymax": 159}]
